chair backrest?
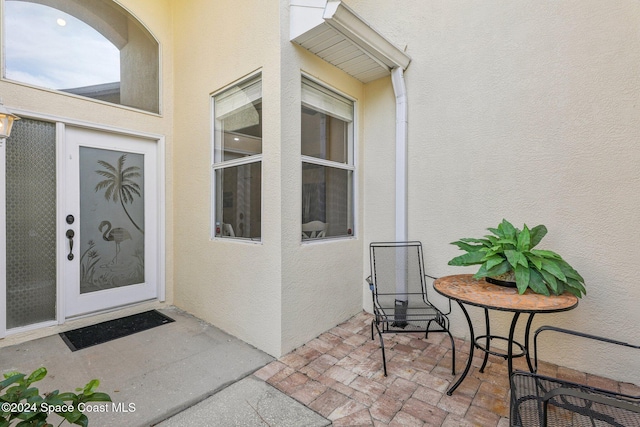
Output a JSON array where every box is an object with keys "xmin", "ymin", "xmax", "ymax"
[
  {"xmin": 369, "ymin": 241, "xmax": 428, "ymax": 303},
  {"xmin": 302, "ymin": 221, "xmax": 327, "ymax": 239}
]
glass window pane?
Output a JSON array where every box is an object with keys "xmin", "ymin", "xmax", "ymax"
[
  {"xmin": 214, "ymin": 77, "xmax": 262, "ymax": 162},
  {"xmin": 215, "ymin": 162, "xmax": 262, "ymax": 240},
  {"xmin": 6, "ymin": 119, "xmax": 57, "ymax": 329},
  {"xmin": 4, "ymin": 0, "xmax": 159, "ymax": 113},
  {"xmin": 79, "ymin": 148, "xmax": 145, "ymax": 294},
  {"xmin": 301, "ymin": 107, "xmax": 348, "ymax": 163},
  {"xmin": 302, "ymin": 163, "xmax": 352, "ymax": 238}
]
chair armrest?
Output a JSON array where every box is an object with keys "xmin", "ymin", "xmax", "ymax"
[
  {"xmin": 533, "ymin": 326, "xmax": 640, "ymax": 374},
  {"xmin": 543, "ymin": 386, "xmax": 640, "ymax": 416},
  {"xmin": 423, "ymin": 273, "xmax": 452, "ymax": 315},
  {"xmin": 510, "ymin": 370, "xmax": 640, "ymax": 427}
]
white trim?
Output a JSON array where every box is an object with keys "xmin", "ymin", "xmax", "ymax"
[
  {"xmin": 56, "ymin": 122, "xmax": 67, "ymax": 324},
  {"xmin": 4, "ymin": 320, "xmax": 59, "ymax": 337},
  {"xmin": 301, "ymin": 155, "xmax": 354, "ymax": 171},
  {"xmin": 157, "ymin": 135, "xmax": 166, "ymax": 301},
  {"xmin": 210, "ymin": 95, "xmax": 216, "ymax": 240},
  {"xmin": 212, "ymin": 154, "xmax": 262, "ymax": 171}
]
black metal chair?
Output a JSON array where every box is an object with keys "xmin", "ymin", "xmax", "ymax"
[
  {"xmin": 367, "ymin": 241, "xmax": 456, "ymax": 376},
  {"xmin": 510, "ymin": 326, "xmax": 640, "ymax": 426}
]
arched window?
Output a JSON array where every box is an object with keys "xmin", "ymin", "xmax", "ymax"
[{"xmin": 3, "ymin": 0, "xmax": 160, "ymax": 113}]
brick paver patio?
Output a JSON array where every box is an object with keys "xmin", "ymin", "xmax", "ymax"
[{"xmin": 254, "ymin": 311, "xmax": 639, "ymax": 426}]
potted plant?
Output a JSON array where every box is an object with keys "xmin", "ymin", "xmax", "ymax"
[{"xmin": 448, "ymin": 219, "xmax": 586, "ymax": 298}]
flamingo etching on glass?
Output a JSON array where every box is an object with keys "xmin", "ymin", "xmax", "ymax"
[{"xmin": 98, "ymin": 220, "xmax": 131, "ymax": 265}]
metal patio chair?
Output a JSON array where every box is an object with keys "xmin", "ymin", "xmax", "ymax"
[
  {"xmin": 367, "ymin": 241, "xmax": 456, "ymax": 376},
  {"xmin": 510, "ymin": 326, "xmax": 640, "ymax": 426}
]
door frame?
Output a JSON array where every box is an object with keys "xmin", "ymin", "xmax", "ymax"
[{"xmin": 0, "ymin": 109, "xmax": 166, "ymax": 338}]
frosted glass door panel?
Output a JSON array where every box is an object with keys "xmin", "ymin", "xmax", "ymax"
[
  {"xmin": 65, "ymin": 126, "xmax": 157, "ymax": 318},
  {"xmin": 6, "ymin": 119, "xmax": 57, "ymax": 329},
  {"xmin": 79, "ymin": 148, "xmax": 144, "ymax": 294}
]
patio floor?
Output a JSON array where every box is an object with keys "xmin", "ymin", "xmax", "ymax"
[
  {"xmin": 254, "ymin": 311, "xmax": 640, "ymax": 427},
  {"xmin": 2, "ymin": 307, "xmax": 638, "ymax": 426}
]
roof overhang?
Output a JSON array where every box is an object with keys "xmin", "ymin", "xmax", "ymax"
[{"xmin": 290, "ymin": 1, "xmax": 411, "ymax": 83}]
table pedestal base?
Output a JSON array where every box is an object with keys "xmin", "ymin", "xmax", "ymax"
[{"xmin": 446, "ymin": 304, "xmax": 535, "ymax": 395}]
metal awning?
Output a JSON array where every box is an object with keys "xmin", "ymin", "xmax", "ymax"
[{"xmin": 290, "ymin": 1, "xmax": 411, "ymax": 83}]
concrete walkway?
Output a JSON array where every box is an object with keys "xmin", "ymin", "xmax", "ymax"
[
  {"xmin": 157, "ymin": 376, "xmax": 328, "ymax": 427},
  {"xmin": 0, "ymin": 307, "xmax": 327, "ymax": 427}
]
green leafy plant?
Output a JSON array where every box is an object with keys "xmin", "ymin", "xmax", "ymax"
[
  {"xmin": 0, "ymin": 367, "xmax": 111, "ymax": 427},
  {"xmin": 448, "ymin": 219, "xmax": 586, "ymax": 297}
]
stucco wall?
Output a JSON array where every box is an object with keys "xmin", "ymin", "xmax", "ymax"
[
  {"xmin": 0, "ymin": 0, "xmax": 175, "ymax": 306},
  {"xmin": 171, "ymin": 0, "xmax": 366, "ymax": 357},
  {"xmin": 280, "ymin": 4, "xmax": 366, "ymax": 353},
  {"xmin": 351, "ymin": 0, "xmax": 640, "ymax": 384},
  {"xmin": 171, "ymin": 0, "xmax": 284, "ymax": 356}
]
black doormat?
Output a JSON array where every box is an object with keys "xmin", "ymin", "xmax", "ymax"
[{"xmin": 59, "ymin": 310, "xmax": 174, "ymax": 351}]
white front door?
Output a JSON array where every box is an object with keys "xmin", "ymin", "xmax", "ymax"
[{"xmin": 64, "ymin": 126, "xmax": 159, "ymax": 317}]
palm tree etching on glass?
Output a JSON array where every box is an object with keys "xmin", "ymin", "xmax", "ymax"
[
  {"xmin": 95, "ymin": 154, "xmax": 144, "ymax": 234},
  {"xmin": 80, "ymin": 152, "xmax": 144, "ymax": 292}
]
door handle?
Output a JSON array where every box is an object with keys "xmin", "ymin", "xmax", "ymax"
[{"xmin": 66, "ymin": 229, "xmax": 75, "ymax": 261}]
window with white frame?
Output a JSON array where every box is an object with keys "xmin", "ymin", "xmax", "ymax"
[
  {"xmin": 212, "ymin": 74, "xmax": 262, "ymax": 240},
  {"xmin": 301, "ymin": 77, "xmax": 354, "ymax": 240}
]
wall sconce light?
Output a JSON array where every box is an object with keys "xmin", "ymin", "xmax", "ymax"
[{"xmin": 0, "ymin": 102, "xmax": 20, "ymax": 146}]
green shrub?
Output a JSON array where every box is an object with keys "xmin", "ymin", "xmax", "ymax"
[{"xmin": 0, "ymin": 367, "xmax": 111, "ymax": 427}]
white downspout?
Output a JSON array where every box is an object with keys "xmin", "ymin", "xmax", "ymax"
[
  {"xmin": 391, "ymin": 67, "xmax": 408, "ymax": 243},
  {"xmin": 391, "ymin": 67, "xmax": 409, "ymax": 305}
]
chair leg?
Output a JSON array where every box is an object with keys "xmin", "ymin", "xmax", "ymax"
[
  {"xmin": 372, "ymin": 319, "xmax": 387, "ymax": 376},
  {"xmin": 425, "ymin": 319, "xmax": 434, "ymax": 340},
  {"xmin": 425, "ymin": 320, "xmax": 456, "ymax": 375}
]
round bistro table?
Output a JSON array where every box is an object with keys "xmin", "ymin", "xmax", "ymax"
[{"xmin": 434, "ymin": 274, "xmax": 578, "ymax": 395}]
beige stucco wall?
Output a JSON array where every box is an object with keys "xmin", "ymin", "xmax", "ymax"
[
  {"xmin": 171, "ymin": 0, "xmax": 284, "ymax": 356},
  {"xmin": 0, "ymin": 0, "xmax": 175, "ymax": 303},
  {"xmin": 350, "ymin": 0, "xmax": 640, "ymax": 384},
  {"xmin": 280, "ymin": 1, "xmax": 365, "ymax": 354},
  {"xmin": 171, "ymin": 0, "xmax": 365, "ymax": 357}
]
